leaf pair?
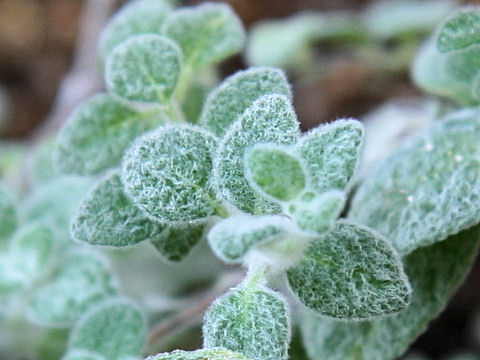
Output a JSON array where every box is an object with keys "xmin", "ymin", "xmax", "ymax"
[
  {"xmin": 104, "ymin": 2, "xmax": 245, "ymax": 104},
  {"xmin": 63, "ymin": 298, "xmax": 145, "ymax": 360},
  {"xmin": 243, "ymin": 119, "xmax": 363, "ymax": 232}
]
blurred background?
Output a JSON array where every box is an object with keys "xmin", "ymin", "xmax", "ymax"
[{"xmin": 1, "ymin": 0, "xmax": 480, "ymax": 359}]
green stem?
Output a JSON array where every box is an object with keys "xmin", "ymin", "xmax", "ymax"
[{"xmin": 174, "ymin": 62, "xmax": 194, "ymax": 103}]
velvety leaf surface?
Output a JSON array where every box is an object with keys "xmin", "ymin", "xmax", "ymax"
[
  {"xmin": 203, "ymin": 284, "xmax": 290, "ymax": 360},
  {"xmin": 208, "ymin": 215, "xmax": 291, "ymax": 263},
  {"xmin": 350, "ymin": 109, "xmax": 480, "ymax": 254},
  {"xmin": 105, "ymin": 34, "xmax": 182, "ymax": 104},
  {"xmin": 56, "ymin": 94, "xmax": 164, "ymax": 175},
  {"xmin": 162, "ymin": 2, "xmax": 245, "ymax": 69},
  {"xmin": 297, "ymin": 119, "xmax": 363, "ymax": 193},
  {"xmin": 100, "ymin": 0, "xmax": 172, "ymax": 60},
  {"xmin": 213, "ymin": 95, "xmax": 300, "ymax": 214},
  {"xmin": 31, "ymin": 252, "xmax": 117, "ymax": 326},
  {"xmin": 150, "ymin": 221, "xmax": 205, "ymax": 262},
  {"xmin": 199, "ymin": 67, "xmax": 291, "ymax": 137},
  {"xmin": 246, "ymin": 144, "xmax": 306, "ymax": 202},
  {"xmin": 288, "ymin": 220, "xmax": 411, "ymax": 319},
  {"xmin": 71, "ymin": 171, "xmax": 165, "ymax": 247},
  {"xmin": 437, "ymin": 8, "xmax": 480, "ymax": 52},
  {"xmin": 69, "ymin": 298, "xmax": 145, "ymax": 360},
  {"xmin": 123, "ymin": 125, "xmax": 217, "ymax": 222},
  {"xmin": 300, "ymin": 225, "xmax": 480, "ymax": 360}
]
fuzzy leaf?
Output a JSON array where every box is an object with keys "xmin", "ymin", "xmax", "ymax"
[
  {"xmin": 199, "ymin": 67, "xmax": 291, "ymax": 137},
  {"xmin": 63, "ymin": 350, "xmax": 106, "ymax": 360},
  {"xmin": 246, "ymin": 144, "xmax": 306, "ymax": 202},
  {"xmin": 300, "ymin": 225, "xmax": 480, "ymax": 360},
  {"xmin": 438, "ymin": 8, "xmax": 480, "ymax": 53},
  {"xmin": 150, "ymin": 222, "xmax": 205, "ymax": 262},
  {"xmin": 288, "ymin": 221, "xmax": 411, "ymax": 319},
  {"xmin": 0, "ymin": 182, "xmax": 17, "ymax": 246},
  {"xmin": 68, "ymin": 298, "xmax": 145, "ymax": 360},
  {"xmin": 123, "ymin": 125, "xmax": 217, "ymax": 222},
  {"xmin": 9, "ymin": 222, "xmax": 54, "ymax": 284},
  {"xmin": 99, "ymin": 0, "xmax": 172, "ymax": 60},
  {"xmin": 71, "ymin": 171, "xmax": 165, "ymax": 247},
  {"xmin": 21, "ymin": 176, "xmax": 92, "ymax": 242},
  {"xmin": 412, "ymin": 39, "xmax": 476, "ymax": 105},
  {"xmin": 297, "ymin": 119, "xmax": 363, "ymax": 193},
  {"xmin": 290, "ymin": 190, "xmax": 345, "ymax": 234},
  {"xmin": 213, "ymin": 94, "xmax": 300, "ymax": 214},
  {"xmin": 105, "ymin": 34, "xmax": 182, "ymax": 104},
  {"xmin": 208, "ymin": 215, "xmax": 291, "ymax": 263},
  {"xmin": 203, "ymin": 285, "xmax": 290, "ymax": 360},
  {"xmin": 31, "ymin": 252, "xmax": 117, "ymax": 326},
  {"xmin": 56, "ymin": 94, "xmax": 164, "ymax": 175},
  {"xmin": 147, "ymin": 348, "xmax": 250, "ymax": 360},
  {"xmin": 162, "ymin": 2, "xmax": 245, "ymax": 69},
  {"xmin": 350, "ymin": 109, "xmax": 480, "ymax": 254}
]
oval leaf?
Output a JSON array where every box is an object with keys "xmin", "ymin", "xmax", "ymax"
[
  {"xmin": 56, "ymin": 94, "xmax": 164, "ymax": 175},
  {"xmin": 208, "ymin": 215, "xmax": 291, "ymax": 264},
  {"xmin": 123, "ymin": 125, "xmax": 217, "ymax": 222},
  {"xmin": 299, "ymin": 225, "xmax": 480, "ymax": 360},
  {"xmin": 106, "ymin": 34, "xmax": 182, "ymax": 104},
  {"xmin": 68, "ymin": 298, "xmax": 145, "ymax": 360},
  {"xmin": 99, "ymin": 0, "xmax": 172, "ymax": 60},
  {"xmin": 150, "ymin": 222, "xmax": 205, "ymax": 262},
  {"xmin": 162, "ymin": 2, "xmax": 245, "ymax": 69},
  {"xmin": 199, "ymin": 67, "xmax": 291, "ymax": 137},
  {"xmin": 213, "ymin": 94, "xmax": 300, "ymax": 214},
  {"xmin": 297, "ymin": 119, "xmax": 364, "ymax": 193},
  {"xmin": 350, "ymin": 109, "xmax": 480, "ymax": 254},
  {"xmin": 31, "ymin": 252, "xmax": 117, "ymax": 326},
  {"xmin": 71, "ymin": 171, "xmax": 166, "ymax": 247},
  {"xmin": 203, "ymin": 284, "xmax": 290, "ymax": 360},
  {"xmin": 438, "ymin": 8, "xmax": 480, "ymax": 53},
  {"xmin": 287, "ymin": 220, "xmax": 411, "ymax": 319},
  {"xmin": 245, "ymin": 144, "xmax": 306, "ymax": 202}
]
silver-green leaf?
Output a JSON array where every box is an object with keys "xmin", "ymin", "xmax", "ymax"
[
  {"xmin": 99, "ymin": 0, "xmax": 172, "ymax": 60},
  {"xmin": 297, "ymin": 119, "xmax": 363, "ymax": 193},
  {"xmin": 150, "ymin": 221, "xmax": 205, "ymax": 262},
  {"xmin": 350, "ymin": 108, "xmax": 480, "ymax": 254},
  {"xmin": 208, "ymin": 215, "xmax": 291, "ymax": 264},
  {"xmin": 203, "ymin": 284, "xmax": 290, "ymax": 360},
  {"xmin": 245, "ymin": 144, "xmax": 306, "ymax": 203},
  {"xmin": 68, "ymin": 298, "xmax": 145, "ymax": 360},
  {"xmin": 71, "ymin": 171, "xmax": 166, "ymax": 247},
  {"xmin": 199, "ymin": 67, "xmax": 291, "ymax": 137},
  {"xmin": 123, "ymin": 125, "xmax": 217, "ymax": 223},
  {"xmin": 437, "ymin": 8, "xmax": 480, "ymax": 53},
  {"xmin": 31, "ymin": 252, "xmax": 117, "ymax": 326},
  {"xmin": 288, "ymin": 220, "xmax": 411, "ymax": 319},
  {"xmin": 146, "ymin": 348, "xmax": 250, "ymax": 360},
  {"xmin": 299, "ymin": 225, "xmax": 480, "ymax": 360},
  {"xmin": 162, "ymin": 2, "xmax": 245, "ymax": 69},
  {"xmin": 213, "ymin": 94, "xmax": 300, "ymax": 214},
  {"xmin": 105, "ymin": 34, "xmax": 182, "ymax": 104},
  {"xmin": 56, "ymin": 94, "xmax": 164, "ymax": 175}
]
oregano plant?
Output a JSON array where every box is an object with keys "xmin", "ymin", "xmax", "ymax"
[{"xmin": 2, "ymin": 1, "xmax": 480, "ymax": 360}]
